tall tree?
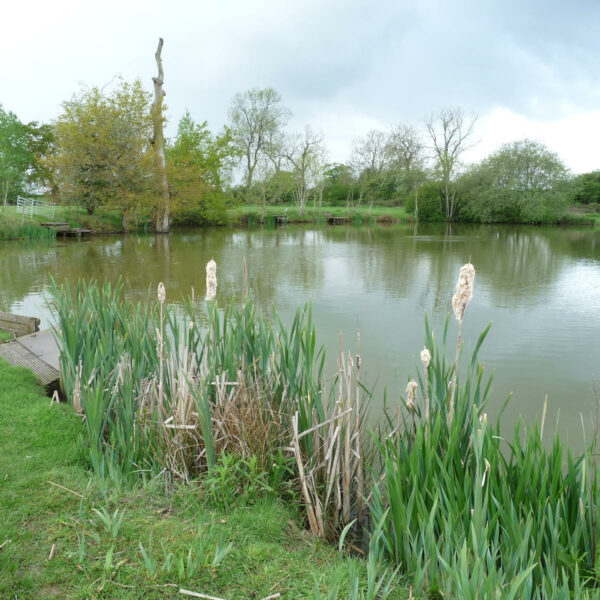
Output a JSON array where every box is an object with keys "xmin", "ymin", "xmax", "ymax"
[
  {"xmin": 169, "ymin": 111, "xmax": 238, "ymax": 190},
  {"xmin": 351, "ymin": 129, "xmax": 391, "ymax": 205},
  {"xmin": 0, "ymin": 106, "xmax": 30, "ymax": 205},
  {"xmin": 386, "ymin": 124, "xmax": 426, "ymax": 207},
  {"xmin": 151, "ymin": 37, "xmax": 171, "ymax": 233},
  {"xmin": 166, "ymin": 111, "xmax": 239, "ymax": 222},
  {"xmin": 284, "ymin": 126, "xmax": 325, "ymax": 214},
  {"xmin": 425, "ymin": 107, "xmax": 476, "ymax": 220},
  {"xmin": 51, "ymin": 79, "xmax": 153, "ymax": 216},
  {"xmin": 24, "ymin": 121, "xmax": 54, "ymax": 193},
  {"xmin": 351, "ymin": 129, "xmax": 391, "ymax": 179},
  {"xmin": 228, "ymin": 87, "xmax": 290, "ymax": 195}
]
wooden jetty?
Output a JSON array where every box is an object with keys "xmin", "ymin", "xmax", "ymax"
[
  {"xmin": 0, "ymin": 311, "xmax": 40, "ymax": 338},
  {"xmin": 40, "ymin": 222, "xmax": 92, "ymax": 238},
  {"xmin": 274, "ymin": 214, "xmax": 288, "ymax": 225},
  {"xmin": 326, "ymin": 215, "xmax": 350, "ymax": 225},
  {"xmin": 0, "ymin": 322, "xmax": 60, "ymax": 391}
]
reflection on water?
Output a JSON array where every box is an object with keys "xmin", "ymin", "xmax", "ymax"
[{"xmin": 1, "ymin": 223, "xmax": 599, "ymax": 450}]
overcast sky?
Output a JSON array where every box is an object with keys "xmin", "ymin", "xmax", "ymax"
[{"xmin": 4, "ymin": 0, "xmax": 600, "ymax": 173}]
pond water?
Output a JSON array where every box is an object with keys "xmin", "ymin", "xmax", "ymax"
[{"xmin": 2, "ymin": 223, "xmax": 599, "ymax": 450}]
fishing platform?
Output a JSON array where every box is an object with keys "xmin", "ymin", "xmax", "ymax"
[
  {"xmin": 40, "ymin": 222, "xmax": 92, "ymax": 238},
  {"xmin": 0, "ymin": 312, "xmax": 60, "ymax": 392}
]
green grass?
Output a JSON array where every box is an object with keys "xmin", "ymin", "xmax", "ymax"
[
  {"xmin": 226, "ymin": 204, "xmax": 411, "ymax": 225},
  {"xmin": 0, "ymin": 330, "xmax": 13, "ymax": 342},
  {"xmin": 0, "ymin": 357, "xmax": 409, "ymax": 599},
  {"xmin": 0, "ymin": 204, "xmax": 129, "ymax": 237}
]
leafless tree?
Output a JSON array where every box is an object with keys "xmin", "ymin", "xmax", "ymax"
[
  {"xmin": 351, "ymin": 129, "xmax": 391, "ymax": 178},
  {"xmin": 387, "ymin": 124, "xmax": 424, "ymax": 172},
  {"xmin": 425, "ymin": 107, "xmax": 477, "ymax": 220},
  {"xmin": 285, "ymin": 126, "xmax": 326, "ymax": 214}
]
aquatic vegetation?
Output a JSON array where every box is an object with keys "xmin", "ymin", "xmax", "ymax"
[{"xmin": 50, "ymin": 261, "xmax": 600, "ymax": 598}]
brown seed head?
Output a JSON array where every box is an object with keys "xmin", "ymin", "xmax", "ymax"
[
  {"xmin": 206, "ymin": 259, "xmax": 217, "ymax": 301},
  {"xmin": 452, "ymin": 263, "xmax": 475, "ymax": 321}
]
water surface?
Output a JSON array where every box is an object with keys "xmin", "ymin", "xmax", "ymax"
[{"xmin": 2, "ymin": 223, "xmax": 599, "ymax": 449}]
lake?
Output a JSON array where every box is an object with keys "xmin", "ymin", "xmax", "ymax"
[{"xmin": 1, "ymin": 222, "xmax": 599, "ymax": 450}]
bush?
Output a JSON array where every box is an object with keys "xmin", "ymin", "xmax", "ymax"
[{"xmin": 405, "ymin": 182, "xmax": 444, "ymax": 221}]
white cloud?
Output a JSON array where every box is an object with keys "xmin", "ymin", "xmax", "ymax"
[
  {"xmin": 465, "ymin": 108, "xmax": 600, "ymax": 173},
  {"xmin": 2, "ymin": 0, "xmax": 600, "ymax": 173}
]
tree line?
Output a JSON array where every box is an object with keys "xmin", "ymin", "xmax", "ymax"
[{"xmin": 1, "ymin": 79, "xmax": 599, "ymax": 230}]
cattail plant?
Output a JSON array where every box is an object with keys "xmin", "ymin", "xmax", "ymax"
[
  {"xmin": 448, "ymin": 262, "xmax": 475, "ymax": 425},
  {"xmin": 205, "ymin": 259, "xmax": 217, "ymax": 302},
  {"xmin": 157, "ymin": 282, "xmax": 166, "ymax": 407},
  {"xmin": 405, "ymin": 379, "xmax": 418, "ymax": 414},
  {"xmin": 420, "ymin": 348, "xmax": 431, "ymax": 424}
]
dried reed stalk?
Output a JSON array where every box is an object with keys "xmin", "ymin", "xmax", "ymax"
[{"xmin": 291, "ymin": 335, "xmax": 364, "ymax": 538}]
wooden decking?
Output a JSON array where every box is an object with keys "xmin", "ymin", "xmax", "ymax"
[
  {"xmin": 40, "ymin": 222, "xmax": 91, "ymax": 237},
  {"xmin": 0, "ymin": 311, "xmax": 40, "ymax": 338},
  {"xmin": 0, "ymin": 329, "xmax": 60, "ymax": 390},
  {"xmin": 326, "ymin": 215, "xmax": 350, "ymax": 225}
]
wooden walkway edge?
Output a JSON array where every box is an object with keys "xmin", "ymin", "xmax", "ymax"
[
  {"xmin": 40, "ymin": 222, "xmax": 91, "ymax": 237},
  {"xmin": 0, "ymin": 329, "xmax": 60, "ymax": 391}
]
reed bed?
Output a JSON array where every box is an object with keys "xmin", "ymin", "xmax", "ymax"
[
  {"xmin": 50, "ymin": 263, "xmax": 600, "ymax": 598},
  {"xmin": 50, "ymin": 273, "xmax": 364, "ymax": 537},
  {"xmin": 0, "ymin": 222, "xmax": 56, "ymax": 241},
  {"xmin": 368, "ymin": 271, "xmax": 600, "ymax": 599}
]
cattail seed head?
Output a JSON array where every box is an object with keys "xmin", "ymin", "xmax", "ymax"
[
  {"xmin": 405, "ymin": 379, "xmax": 418, "ymax": 413},
  {"xmin": 452, "ymin": 263, "xmax": 475, "ymax": 321},
  {"xmin": 157, "ymin": 282, "xmax": 166, "ymax": 304},
  {"xmin": 206, "ymin": 259, "xmax": 217, "ymax": 301},
  {"xmin": 420, "ymin": 347, "xmax": 431, "ymax": 369}
]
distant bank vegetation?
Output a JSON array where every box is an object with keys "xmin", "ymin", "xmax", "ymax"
[{"xmin": 1, "ymin": 82, "xmax": 599, "ymax": 232}]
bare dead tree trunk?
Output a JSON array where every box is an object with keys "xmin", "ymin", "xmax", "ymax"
[{"xmin": 152, "ymin": 37, "xmax": 170, "ymax": 234}]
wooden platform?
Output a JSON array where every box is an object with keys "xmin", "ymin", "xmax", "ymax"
[
  {"xmin": 0, "ymin": 329, "xmax": 60, "ymax": 390},
  {"xmin": 40, "ymin": 222, "xmax": 91, "ymax": 237},
  {"xmin": 327, "ymin": 215, "xmax": 349, "ymax": 224},
  {"xmin": 0, "ymin": 311, "xmax": 40, "ymax": 337}
]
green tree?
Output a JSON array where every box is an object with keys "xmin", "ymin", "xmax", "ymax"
[
  {"xmin": 405, "ymin": 181, "xmax": 444, "ymax": 221},
  {"xmin": 167, "ymin": 111, "xmax": 239, "ymax": 223},
  {"xmin": 0, "ymin": 106, "xmax": 31, "ymax": 205},
  {"xmin": 457, "ymin": 139, "xmax": 569, "ymax": 223},
  {"xmin": 568, "ymin": 171, "xmax": 600, "ymax": 205},
  {"xmin": 321, "ymin": 163, "xmax": 357, "ymax": 206},
  {"xmin": 24, "ymin": 122, "xmax": 55, "ymax": 193},
  {"xmin": 51, "ymin": 79, "xmax": 153, "ymax": 216},
  {"xmin": 228, "ymin": 87, "xmax": 291, "ymax": 195}
]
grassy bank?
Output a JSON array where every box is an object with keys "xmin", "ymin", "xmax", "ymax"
[
  {"xmin": 226, "ymin": 205, "xmax": 411, "ymax": 225},
  {"xmin": 3, "ymin": 201, "xmax": 600, "ymax": 239},
  {"xmin": 0, "ymin": 358, "xmax": 409, "ymax": 599},
  {"xmin": 0, "ymin": 203, "xmax": 410, "ymax": 239},
  {"xmin": 0, "ymin": 205, "xmax": 130, "ymax": 239}
]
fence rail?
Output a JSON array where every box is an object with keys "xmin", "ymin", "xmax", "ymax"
[{"xmin": 16, "ymin": 197, "xmax": 56, "ymax": 220}]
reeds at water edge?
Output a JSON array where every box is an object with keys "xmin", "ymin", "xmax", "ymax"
[{"xmin": 49, "ymin": 260, "xmax": 600, "ymax": 598}]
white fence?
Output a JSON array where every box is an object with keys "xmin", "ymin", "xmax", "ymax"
[{"xmin": 16, "ymin": 196, "xmax": 56, "ymax": 220}]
